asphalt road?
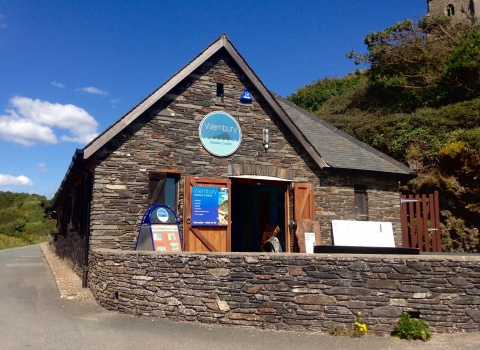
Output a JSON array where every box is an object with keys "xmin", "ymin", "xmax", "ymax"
[{"xmin": 1, "ymin": 245, "xmax": 480, "ymax": 350}]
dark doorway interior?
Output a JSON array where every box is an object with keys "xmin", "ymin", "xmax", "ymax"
[{"xmin": 231, "ymin": 182, "xmax": 286, "ymax": 252}]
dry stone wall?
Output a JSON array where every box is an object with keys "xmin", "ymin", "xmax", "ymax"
[
  {"xmin": 88, "ymin": 48, "xmax": 402, "ymax": 251},
  {"xmin": 89, "ymin": 249, "xmax": 480, "ymax": 333}
]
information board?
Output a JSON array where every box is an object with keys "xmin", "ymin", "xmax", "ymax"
[
  {"xmin": 151, "ymin": 224, "xmax": 182, "ymax": 252},
  {"xmin": 191, "ymin": 186, "xmax": 228, "ymax": 226},
  {"xmin": 331, "ymin": 220, "xmax": 395, "ymax": 247},
  {"xmin": 134, "ymin": 204, "xmax": 182, "ymax": 252}
]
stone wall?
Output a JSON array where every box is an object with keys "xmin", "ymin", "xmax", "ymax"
[
  {"xmin": 89, "ymin": 249, "xmax": 480, "ymax": 333},
  {"xmin": 427, "ymin": 0, "xmax": 478, "ymax": 22},
  {"xmin": 89, "ymin": 49, "xmax": 403, "ymax": 251}
]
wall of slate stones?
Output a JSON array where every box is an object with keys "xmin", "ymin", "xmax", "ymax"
[
  {"xmin": 89, "ymin": 249, "xmax": 480, "ymax": 333},
  {"xmin": 88, "ymin": 48, "xmax": 403, "ymax": 253}
]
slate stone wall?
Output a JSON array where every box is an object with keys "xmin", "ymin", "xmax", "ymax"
[
  {"xmin": 88, "ymin": 48, "xmax": 403, "ymax": 251},
  {"xmin": 89, "ymin": 249, "xmax": 480, "ymax": 333}
]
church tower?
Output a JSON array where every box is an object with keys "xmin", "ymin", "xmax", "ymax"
[{"xmin": 427, "ymin": 0, "xmax": 479, "ymax": 22}]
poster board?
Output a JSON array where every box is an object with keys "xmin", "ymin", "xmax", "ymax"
[
  {"xmin": 191, "ymin": 186, "xmax": 228, "ymax": 226},
  {"xmin": 135, "ymin": 204, "xmax": 182, "ymax": 252},
  {"xmin": 331, "ymin": 220, "xmax": 395, "ymax": 247},
  {"xmin": 151, "ymin": 224, "xmax": 182, "ymax": 252}
]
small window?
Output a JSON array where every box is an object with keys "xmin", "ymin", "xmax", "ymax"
[
  {"xmin": 446, "ymin": 4, "xmax": 455, "ymax": 16},
  {"xmin": 149, "ymin": 172, "xmax": 179, "ymax": 211},
  {"xmin": 354, "ymin": 185, "xmax": 367, "ymax": 221},
  {"xmin": 216, "ymin": 83, "xmax": 224, "ymax": 104}
]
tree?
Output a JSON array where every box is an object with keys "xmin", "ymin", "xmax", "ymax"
[{"xmin": 347, "ymin": 15, "xmax": 480, "ymax": 111}]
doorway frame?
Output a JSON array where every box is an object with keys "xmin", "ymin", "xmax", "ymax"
[{"xmin": 229, "ymin": 177, "xmax": 291, "ymax": 253}]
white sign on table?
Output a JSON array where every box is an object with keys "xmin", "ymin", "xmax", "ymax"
[
  {"xmin": 304, "ymin": 232, "xmax": 316, "ymax": 253},
  {"xmin": 331, "ymin": 220, "xmax": 395, "ymax": 247}
]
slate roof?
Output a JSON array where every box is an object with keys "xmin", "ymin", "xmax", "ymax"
[{"xmin": 273, "ymin": 94, "xmax": 413, "ymax": 175}]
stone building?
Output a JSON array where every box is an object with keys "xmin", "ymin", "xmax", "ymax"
[
  {"xmin": 51, "ymin": 35, "xmax": 413, "ymax": 277},
  {"xmin": 427, "ymin": 0, "xmax": 479, "ymax": 22}
]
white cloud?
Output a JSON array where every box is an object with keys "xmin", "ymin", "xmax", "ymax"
[
  {"xmin": 78, "ymin": 86, "xmax": 109, "ymax": 96},
  {"xmin": 0, "ymin": 96, "xmax": 99, "ymax": 146},
  {"xmin": 110, "ymin": 98, "xmax": 121, "ymax": 104},
  {"xmin": 0, "ymin": 174, "xmax": 34, "ymax": 187},
  {"xmin": 51, "ymin": 81, "xmax": 65, "ymax": 88},
  {"xmin": 38, "ymin": 163, "xmax": 47, "ymax": 172},
  {"xmin": 0, "ymin": 13, "xmax": 6, "ymax": 29}
]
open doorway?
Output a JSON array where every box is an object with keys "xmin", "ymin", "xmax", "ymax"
[{"xmin": 230, "ymin": 181, "xmax": 287, "ymax": 252}]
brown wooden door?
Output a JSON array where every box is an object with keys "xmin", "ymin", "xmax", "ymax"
[
  {"xmin": 183, "ymin": 176, "xmax": 231, "ymax": 252},
  {"xmin": 294, "ymin": 183, "xmax": 314, "ymax": 221},
  {"xmin": 293, "ymin": 183, "xmax": 315, "ymax": 252}
]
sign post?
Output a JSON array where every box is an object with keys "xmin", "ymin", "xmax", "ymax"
[{"xmin": 135, "ymin": 204, "xmax": 182, "ymax": 252}]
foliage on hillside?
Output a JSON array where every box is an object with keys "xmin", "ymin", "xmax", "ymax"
[
  {"xmin": 0, "ymin": 191, "xmax": 56, "ymax": 250},
  {"xmin": 346, "ymin": 15, "xmax": 480, "ymax": 112},
  {"xmin": 288, "ymin": 16, "xmax": 480, "ymax": 252}
]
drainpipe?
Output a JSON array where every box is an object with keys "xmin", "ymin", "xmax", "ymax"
[{"xmin": 73, "ymin": 149, "xmax": 93, "ymax": 288}]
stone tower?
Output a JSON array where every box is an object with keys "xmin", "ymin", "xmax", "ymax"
[{"xmin": 427, "ymin": 0, "xmax": 479, "ymax": 22}]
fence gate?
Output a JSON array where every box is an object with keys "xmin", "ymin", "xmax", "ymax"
[{"xmin": 400, "ymin": 191, "xmax": 441, "ymax": 252}]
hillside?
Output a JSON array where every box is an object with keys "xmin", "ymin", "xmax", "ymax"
[
  {"xmin": 288, "ymin": 16, "xmax": 480, "ymax": 252},
  {"xmin": 0, "ymin": 191, "xmax": 56, "ymax": 250}
]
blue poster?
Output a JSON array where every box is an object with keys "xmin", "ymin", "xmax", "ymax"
[{"xmin": 192, "ymin": 186, "xmax": 228, "ymax": 226}]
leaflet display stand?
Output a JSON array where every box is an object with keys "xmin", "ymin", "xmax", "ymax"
[{"xmin": 135, "ymin": 204, "xmax": 182, "ymax": 252}]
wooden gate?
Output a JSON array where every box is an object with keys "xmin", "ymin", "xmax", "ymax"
[
  {"xmin": 183, "ymin": 177, "xmax": 231, "ymax": 252},
  {"xmin": 400, "ymin": 191, "xmax": 441, "ymax": 252}
]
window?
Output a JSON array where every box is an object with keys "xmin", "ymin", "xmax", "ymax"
[
  {"xmin": 148, "ymin": 172, "xmax": 179, "ymax": 211},
  {"xmin": 354, "ymin": 185, "xmax": 367, "ymax": 221},
  {"xmin": 216, "ymin": 83, "xmax": 224, "ymax": 104},
  {"xmin": 446, "ymin": 4, "xmax": 455, "ymax": 16}
]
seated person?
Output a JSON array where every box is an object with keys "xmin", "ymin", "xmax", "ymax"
[{"xmin": 260, "ymin": 225, "xmax": 282, "ymax": 252}]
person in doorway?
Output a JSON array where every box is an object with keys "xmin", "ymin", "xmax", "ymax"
[{"xmin": 260, "ymin": 225, "xmax": 282, "ymax": 252}]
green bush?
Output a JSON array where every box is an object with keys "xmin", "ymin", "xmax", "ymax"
[
  {"xmin": 393, "ymin": 313, "xmax": 432, "ymax": 341},
  {"xmin": 0, "ymin": 191, "xmax": 56, "ymax": 250},
  {"xmin": 288, "ymin": 73, "xmax": 366, "ymax": 113}
]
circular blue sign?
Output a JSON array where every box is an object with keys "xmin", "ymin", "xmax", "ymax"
[
  {"xmin": 156, "ymin": 208, "xmax": 169, "ymax": 222},
  {"xmin": 199, "ymin": 111, "xmax": 242, "ymax": 157}
]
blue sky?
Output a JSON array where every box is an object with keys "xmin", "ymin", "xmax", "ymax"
[{"xmin": 0, "ymin": 0, "xmax": 426, "ymax": 199}]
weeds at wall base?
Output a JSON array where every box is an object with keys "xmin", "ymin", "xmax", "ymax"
[{"xmin": 392, "ymin": 313, "xmax": 432, "ymax": 341}]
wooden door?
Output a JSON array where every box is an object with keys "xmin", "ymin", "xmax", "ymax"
[
  {"xmin": 183, "ymin": 177, "xmax": 231, "ymax": 252},
  {"xmin": 293, "ymin": 183, "xmax": 315, "ymax": 252},
  {"xmin": 294, "ymin": 183, "xmax": 314, "ymax": 221}
]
